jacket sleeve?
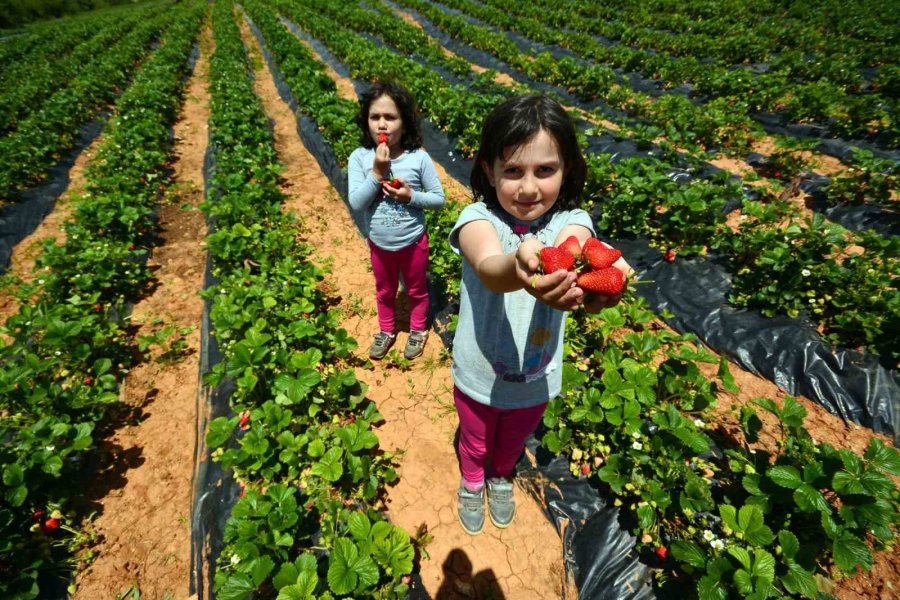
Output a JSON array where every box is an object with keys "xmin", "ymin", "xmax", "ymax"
[
  {"xmin": 348, "ymin": 149, "xmax": 382, "ymax": 211},
  {"xmin": 408, "ymin": 151, "xmax": 445, "ymax": 209}
]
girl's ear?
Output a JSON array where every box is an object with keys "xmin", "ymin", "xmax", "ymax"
[{"xmin": 480, "ymin": 159, "xmax": 495, "ymax": 186}]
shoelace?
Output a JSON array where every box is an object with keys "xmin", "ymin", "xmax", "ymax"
[{"xmin": 460, "ymin": 490, "xmax": 482, "ymax": 511}]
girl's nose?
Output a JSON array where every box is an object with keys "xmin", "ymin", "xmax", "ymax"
[{"xmin": 519, "ymin": 173, "xmax": 539, "ymax": 197}]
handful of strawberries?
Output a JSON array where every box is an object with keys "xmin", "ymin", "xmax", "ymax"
[{"xmin": 539, "ymin": 235, "xmax": 625, "ymax": 296}]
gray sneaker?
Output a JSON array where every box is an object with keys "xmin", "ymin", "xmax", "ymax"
[
  {"xmin": 457, "ymin": 485, "xmax": 484, "ymax": 535},
  {"xmin": 403, "ymin": 330, "xmax": 428, "ymax": 360},
  {"xmin": 487, "ymin": 477, "xmax": 516, "ymax": 528},
  {"xmin": 369, "ymin": 331, "xmax": 395, "ymax": 360}
]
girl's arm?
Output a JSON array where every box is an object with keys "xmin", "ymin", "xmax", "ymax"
[
  {"xmin": 407, "ymin": 153, "xmax": 445, "ymax": 209},
  {"xmin": 347, "ymin": 150, "xmax": 383, "ymax": 211},
  {"xmin": 458, "ymin": 219, "xmax": 584, "ymax": 310}
]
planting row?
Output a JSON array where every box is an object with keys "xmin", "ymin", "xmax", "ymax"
[
  {"xmin": 0, "ymin": 2, "xmax": 204, "ymax": 597},
  {"xmin": 200, "ymin": 2, "xmax": 413, "ymax": 598},
  {"xmin": 0, "ymin": 0, "xmax": 180, "ymax": 199},
  {"xmin": 428, "ymin": 0, "xmax": 898, "ymax": 145}
]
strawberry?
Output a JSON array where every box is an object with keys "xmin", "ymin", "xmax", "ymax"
[
  {"xmin": 663, "ymin": 249, "xmax": 676, "ymax": 262},
  {"xmin": 238, "ymin": 411, "xmax": 250, "ymax": 430},
  {"xmin": 582, "ymin": 237, "xmax": 622, "ymax": 269},
  {"xmin": 558, "ymin": 235, "xmax": 582, "ymax": 260},
  {"xmin": 31, "ymin": 510, "xmax": 45, "ymax": 522},
  {"xmin": 580, "ymin": 463, "xmax": 591, "ymax": 476},
  {"xmin": 577, "ymin": 267, "xmax": 624, "ymax": 295},
  {"xmin": 655, "ymin": 546, "xmax": 668, "ymax": 560},
  {"xmin": 390, "ymin": 178, "xmax": 401, "ymax": 188},
  {"xmin": 540, "ymin": 247, "xmax": 575, "ymax": 274},
  {"xmin": 83, "ymin": 377, "xmax": 92, "ymax": 385},
  {"xmin": 43, "ymin": 518, "xmax": 60, "ymax": 532},
  {"xmin": 377, "ymin": 132, "xmax": 389, "ymax": 145}
]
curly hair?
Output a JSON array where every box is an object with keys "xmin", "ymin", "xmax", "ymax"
[
  {"xmin": 355, "ymin": 81, "xmax": 423, "ymax": 151},
  {"xmin": 470, "ymin": 95, "xmax": 586, "ymax": 212}
]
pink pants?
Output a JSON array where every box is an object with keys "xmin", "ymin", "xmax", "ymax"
[
  {"xmin": 454, "ymin": 386, "xmax": 548, "ymax": 490},
  {"xmin": 369, "ymin": 233, "xmax": 430, "ymax": 333}
]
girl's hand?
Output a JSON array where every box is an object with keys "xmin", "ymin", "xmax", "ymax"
[
  {"xmin": 515, "ymin": 238, "xmax": 584, "ymax": 311},
  {"xmin": 372, "ymin": 142, "xmax": 391, "ymax": 180},
  {"xmin": 382, "ymin": 178, "xmax": 411, "ymax": 203}
]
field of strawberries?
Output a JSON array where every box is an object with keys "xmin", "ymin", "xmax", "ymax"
[{"xmin": 0, "ymin": 0, "xmax": 898, "ymax": 599}]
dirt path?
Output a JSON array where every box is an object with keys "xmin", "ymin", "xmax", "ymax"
[
  {"xmin": 241, "ymin": 17, "xmax": 567, "ymax": 599},
  {"xmin": 71, "ymin": 22, "xmax": 211, "ymax": 600}
]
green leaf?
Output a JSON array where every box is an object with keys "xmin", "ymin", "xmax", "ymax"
[
  {"xmin": 206, "ymin": 417, "xmax": 235, "ymax": 448},
  {"xmin": 348, "ymin": 512, "xmax": 372, "ymax": 542},
  {"xmin": 216, "ymin": 574, "xmax": 254, "ymax": 600},
  {"xmin": 733, "ymin": 569, "xmax": 753, "ymax": 594},
  {"xmin": 793, "ymin": 484, "xmax": 830, "ymax": 513},
  {"xmin": 2, "ymin": 464, "xmax": 23, "ymax": 486},
  {"xmin": 782, "ymin": 563, "xmax": 818, "ymax": 598},
  {"xmin": 739, "ymin": 505, "xmax": 775, "ymax": 546},
  {"xmin": 717, "ymin": 355, "xmax": 740, "ymax": 394},
  {"xmin": 698, "ymin": 575, "xmax": 728, "ymax": 600},
  {"xmin": 637, "ymin": 504, "xmax": 655, "ymax": 529},
  {"xmin": 373, "ymin": 526, "xmax": 415, "ymax": 575},
  {"xmin": 751, "ymin": 550, "xmax": 776, "ymax": 582},
  {"xmin": 727, "ymin": 546, "xmax": 752, "ymax": 570},
  {"xmin": 311, "ymin": 447, "xmax": 344, "ymax": 482},
  {"xmin": 327, "ymin": 539, "xmax": 360, "ymax": 595},
  {"xmin": 778, "ymin": 530, "xmax": 800, "ymax": 559},
  {"xmin": 832, "ymin": 533, "xmax": 873, "ymax": 572},
  {"xmin": 767, "ymin": 465, "xmax": 802, "ymax": 489},
  {"xmin": 671, "ymin": 540, "xmax": 707, "ymax": 569},
  {"xmin": 249, "ymin": 556, "xmax": 275, "ymax": 587},
  {"xmin": 307, "ymin": 438, "xmax": 326, "ymax": 458},
  {"xmin": 864, "ymin": 438, "xmax": 900, "ymax": 475},
  {"xmin": 719, "ymin": 504, "xmax": 738, "ymax": 532},
  {"xmin": 273, "ymin": 563, "xmax": 300, "ymax": 590}
]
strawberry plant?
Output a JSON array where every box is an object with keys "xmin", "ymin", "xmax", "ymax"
[{"xmin": 824, "ymin": 148, "xmax": 899, "ymax": 208}]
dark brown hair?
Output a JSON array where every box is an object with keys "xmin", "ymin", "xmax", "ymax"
[{"xmin": 470, "ymin": 95, "xmax": 586, "ymax": 212}]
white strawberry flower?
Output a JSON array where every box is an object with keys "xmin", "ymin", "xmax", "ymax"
[
  {"xmin": 710, "ymin": 539, "xmax": 724, "ymax": 550},
  {"xmin": 703, "ymin": 529, "xmax": 715, "ymax": 541},
  {"xmin": 631, "ymin": 441, "xmax": 643, "ymax": 450}
]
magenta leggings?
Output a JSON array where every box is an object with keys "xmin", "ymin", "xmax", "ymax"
[
  {"xmin": 454, "ymin": 386, "xmax": 548, "ymax": 489},
  {"xmin": 368, "ymin": 233, "xmax": 430, "ymax": 333}
]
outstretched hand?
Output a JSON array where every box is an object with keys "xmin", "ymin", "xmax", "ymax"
[{"xmin": 515, "ymin": 238, "xmax": 585, "ymax": 311}]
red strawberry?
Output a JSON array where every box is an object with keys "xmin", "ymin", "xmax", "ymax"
[
  {"xmin": 377, "ymin": 132, "xmax": 389, "ymax": 145},
  {"xmin": 238, "ymin": 411, "xmax": 250, "ymax": 430},
  {"xmin": 540, "ymin": 247, "xmax": 575, "ymax": 274},
  {"xmin": 41, "ymin": 518, "xmax": 60, "ymax": 534},
  {"xmin": 577, "ymin": 267, "xmax": 624, "ymax": 295},
  {"xmin": 580, "ymin": 463, "xmax": 591, "ymax": 476},
  {"xmin": 558, "ymin": 235, "xmax": 582, "ymax": 260},
  {"xmin": 83, "ymin": 377, "xmax": 92, "ymax": 385},
  {"xmin": 31, "ymin": 510, "xmax": 45, "ymax": 522},
  {"xmin": 664, "ymin": 249, "xmax": 676, "ymax": 262},
  {"xmin": 655, "ymin": 546, "xmax": 668, "ymax": 560},
  {"xmin": 390, "ymin": 178, "xmax": 401, "ymax": 188},
  {"xmin": 582, "ymin": 238, "xmax": 622, "ymax": 269}
]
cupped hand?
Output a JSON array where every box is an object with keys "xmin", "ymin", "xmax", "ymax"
[
  {"xmin": 515, "ymin": 238, "xmax": 584, "ymax": 311},
  {"xmin": 382, "ymin": 178, "xmax": 411, "ymax": 203}
]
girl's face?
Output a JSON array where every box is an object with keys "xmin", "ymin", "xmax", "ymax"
[
  {"xmin": 482, "ymin": 129, "xmax": 566, "ymax": 222},
  {"xmin": 368, "ymin": 94, "xmax": 404, "ymax": 147}
]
